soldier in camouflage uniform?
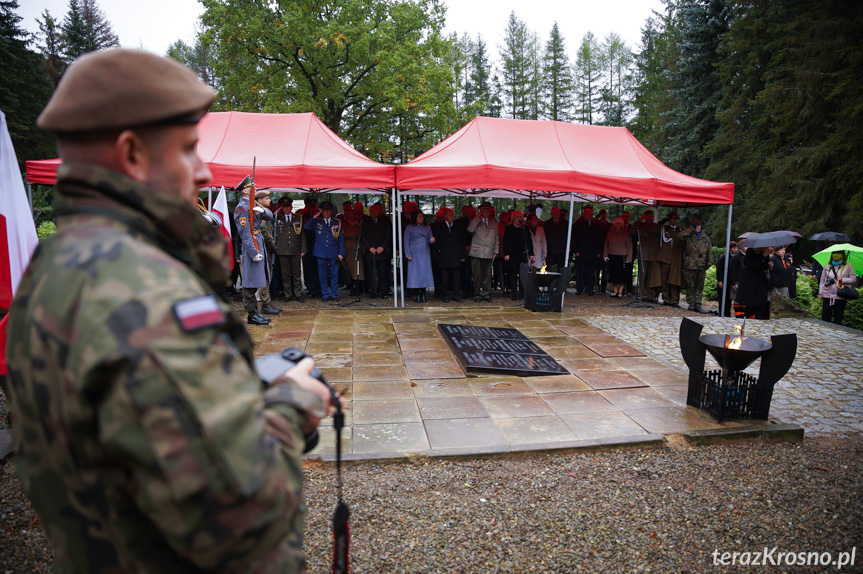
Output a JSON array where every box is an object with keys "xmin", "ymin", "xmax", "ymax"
[
  {"xmin": 678, "ymin": 217, "xmax": 714, "ymax": 313},
  {"xmin": 5, "ymin": 49, "xmax": 334, "ymax": 573}
]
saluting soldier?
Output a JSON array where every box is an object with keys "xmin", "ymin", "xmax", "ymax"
[
  {"xmin": 274, "ymin": 196, "xmax": 307, "ymax": 302},
  {"xmin": 304, "ymin": 201, "xmax": 346, "ymax": 302},
  {"xmin": 678, "ymin": 217, "xmax": 714, "ymax": 313},
  {"xmin": 234, "ymin": 178, "xmax": 280, "ymax": 324},
  {"xmin": 5, "ymin": 48, "xmax": 335, "ymax": 574}
]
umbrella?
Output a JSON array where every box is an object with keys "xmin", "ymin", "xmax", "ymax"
[
  {"xmin": 812, "ymin": 243, "xmax": 863, "ymax": 275},
  {"xmin": 809, "ymin": 231, "xmax": 851, "ymax": 242},
  {"xmin": 742, "ymin": 231, "xmax": 798, "ymax": 249},
  {"xmin": 737, "ymin": 232, "xmax": 757, "ymax": 239},
  {"xmin": 774, "ymin": 230, "xmax": 802, "ymax": 239}
]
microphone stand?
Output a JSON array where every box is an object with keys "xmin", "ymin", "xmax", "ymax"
[{"xmin": 623, "ymin": 226, "xmax": 655, "ymax": 309}]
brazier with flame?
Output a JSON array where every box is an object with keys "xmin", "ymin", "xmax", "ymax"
[
  {"xmin": 520, "ymin": 263, "xmax": 570, "ymax": 312},
  {"xmin": 679, "ymin": 318, "xmax": 797, "ymax": 422}
]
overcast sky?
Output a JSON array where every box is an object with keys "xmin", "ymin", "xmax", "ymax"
[{"xmin": 18, "ymin": 0, "xmax": 664, "ymax": 61}]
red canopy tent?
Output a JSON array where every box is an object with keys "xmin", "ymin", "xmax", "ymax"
[
  {"xmin": 394, "ymin": 116, "xmax": 734, "ymax": 205},
  {"xmin": 25, "ymin": 112, "xmax": 395, "ymax": 192}
]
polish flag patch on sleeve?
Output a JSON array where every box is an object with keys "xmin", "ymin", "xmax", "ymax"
[{"xmin": 173, "ymin": 295, "xmax": 226, "ymax": 332}]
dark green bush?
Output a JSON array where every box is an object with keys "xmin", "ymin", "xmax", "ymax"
[
  {"xmin": 704, "ymin": 266, "xmax": 718, "ymax": 300},
  {"xmin": 36, "ymin": 221, "xmax": 57, "ymax": 240}
]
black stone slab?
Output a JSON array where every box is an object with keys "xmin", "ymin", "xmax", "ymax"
[{"xmin": 439, "ymin": 324, "xmax": 569, "ymax": 376}]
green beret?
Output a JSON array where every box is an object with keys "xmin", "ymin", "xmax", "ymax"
[{"xmin": 38, "ymin": 48, "xmax": 215, "ymax": 133}]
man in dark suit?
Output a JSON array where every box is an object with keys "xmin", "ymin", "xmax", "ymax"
[
  {"xmin": 573, "ymin": 206, "xmax": 603, "ymax": 295},
  {"xmin": 359, "ymin": 202, "xmax": 392, "ymax": 298},
  {"xmin": 544, "ymin": 206, "xmax": 570, "ymax": 270},
  {"xmin": 432, "ymin": 207, "xmax": 466, "ymax": 302}
]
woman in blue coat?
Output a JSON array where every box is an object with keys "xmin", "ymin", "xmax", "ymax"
[{"xmin": 404, "ymin": 211, "xmax": 436, "ymax": 302}]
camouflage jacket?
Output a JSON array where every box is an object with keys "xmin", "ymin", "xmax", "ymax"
[
  {"xmin": 6, "ymin": 163, "xmax": 320, "ymax": 573},
  {"xmin": 679, "ymin": 228, "xmax": 715, "ymax": 270}
]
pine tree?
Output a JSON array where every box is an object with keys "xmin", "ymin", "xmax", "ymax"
[
  {"xmin": 574, "ymin": 31, "xmax": 602, "ymax": 124},
  {"xmin": 0, "ymin": 0, "xmax": 55, "ymax": 170},
  {"xmin": 60, "ymin": 0, "xmax": 87, "ymax": 61},
  {"xmin": 499, "ymin": 11, "xmax": 533, "ymax": 119},
  {"xmin": 599, "ymin": 33, "xmax": 634, "ymax": 126},
  {"xmin": 79, "ymin": 0, "xmax": 118, "ymax": 52},
  {"xmin": 466, "ymin": 34, "xmax": 493, "ymax": 115},
  {"xmin": 541, "ymin": 22, "xmax": 573, "ymax": 122},
  {"xmin": 661, "ymin": 0, "xmax": 730, "ymax": 177},
  {"xmin": 36, "ymin": 9, "xmax": 65, "ymax": 86}
]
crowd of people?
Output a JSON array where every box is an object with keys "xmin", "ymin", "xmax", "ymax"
[{"xmin": 231, "ymin": 192, "xmax": 736, "ymax": 318}]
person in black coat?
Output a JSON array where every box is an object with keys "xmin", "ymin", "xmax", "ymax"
[
  {"xmin": 502, "ymin": 211, "xmax": 533, "ymax": 300},
  {"xmin": 359, "ymin": 203, "xmax": 392, "ymax": 298},
  {"xmin": 735, "ymin": 247, "xmax": 771, "ymax": 319},
  {"xmin": 544, "ymin": 207, "xmax": 570, "ymax": 270},
  {"xmin": 715, "ymin": 241, "xmax": 738, "ymax": 316},
  {"xmin": 573, "ymin": 206, "xmax": 604, "ymax": 295},
  {"xmin": 432, "ymin": 207, "xmax": 467, "ymax": 302},
  {"xmin": 769, "ymin": 246, "xmax": 794, "ymax": 297}
]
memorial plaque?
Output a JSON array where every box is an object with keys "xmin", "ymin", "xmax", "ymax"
[{"xmin": 439, "ymin": 324, "xmax": 569, "ymax": 376}]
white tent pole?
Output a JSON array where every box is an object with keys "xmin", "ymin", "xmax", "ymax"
[
  {"xmin": 27, "ymin": 182, "xmax": 33, "ymax": 216},
  {"xmin": 397, "ymin": 189, "xmax": 405, "ymax": 307},
  {"xmin": 208, "ymin": 187, "xmax": 213, "ymax": 210},
  {"xmin": 561, "ymin": 194, "xmax": 575, "ymax": 309},
  {"xmin": 391, "ymin": 189, "xmax": 398, "ymax": 308},
  {"xmin": 721, "ymin": 203, "xmax": 733, "ymax": 317}
]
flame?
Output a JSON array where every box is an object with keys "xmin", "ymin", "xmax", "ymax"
[
  {"xmin": 539, "ymin": 264, "xmax": 547, "ymax": 274},
  {"xmin": 727, "ymin": 336, "xmax": 746, "ymax": 350}
]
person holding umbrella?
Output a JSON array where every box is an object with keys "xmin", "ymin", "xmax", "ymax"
[{"xmin": 815, "ymin": 245, "xmax": 861, "ymax": 325}]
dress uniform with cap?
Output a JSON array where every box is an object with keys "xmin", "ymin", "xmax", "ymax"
[
  {"xmin": 274, "ymin": 196, "xmax": 307, "ymax": 302},
  {"xmin": 7, "ymin": 48, "xmax": 317, "ymax": 573},
  {"xmin": 304, "ymin": 201, "xmax": 346, "ymax": 301},
  {"xmin": 234, "ymin": 180, "xmax": 277, "ymax": 324}
]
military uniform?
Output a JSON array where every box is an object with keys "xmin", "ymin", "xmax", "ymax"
[
  {"xmin": 679, "ymin": 223, "xmax": 714, "ymax": 311},
  {"xmin": 6, "ymin": 48, "xmax": 321, "ymax": 574},
  {"xmin": 304, "ymin": 206, "xmax": 346, "ymax": 301},
  {"xmin": 275, "ymin": 208, "xmax": 307, "ymax": 301},
  {"xmin": 234, "ymin": 194, "xmax": 274, "ymax": 318},
  {"xmin": 653, "ymin": 216, "xmax": 684, "ymax": 305},
  {"xmin": 7, "ymin": 163, "xmax": 318, "ymax": 573}
]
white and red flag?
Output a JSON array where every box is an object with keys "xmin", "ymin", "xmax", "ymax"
[
  {"xmin": 0, "ymin": 110, "xmax": 40, "ymax": 374},
  {"xmin": 212, "ymin": 185, "xmax": 234, "ymax": 263}
]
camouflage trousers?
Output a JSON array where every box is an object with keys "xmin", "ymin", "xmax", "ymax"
[
  {"xmin": 683, "ymin": 268, "xmax": 706, "ymax": 308},
  {"xmin": 243, "ymin": 287, "xmax": 271, "ymax": 313}
]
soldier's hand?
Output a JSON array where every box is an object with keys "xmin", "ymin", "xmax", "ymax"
[
  {"xmin": 253, "ymin": 205, "xmax": 264, "ymax": 214},
  {"xmin": 273, "ymin": 358, "xmax": 341, "ymax": 433},
  {"xmin": 338, "ymin": 255, "xmax": 344, "ymax": 261},
  {"xmin": 253, "ymin": 253, "xmax": 264, "ymax": 262}
]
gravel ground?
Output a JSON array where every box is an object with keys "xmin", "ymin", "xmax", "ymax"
[{"xmin": 4, "ymin": 436, "xmax": 861, "ymax": 573}]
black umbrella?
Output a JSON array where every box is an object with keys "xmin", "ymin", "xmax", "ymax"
[
  {"xmin": 743, "ymin": 231, "xmax": 798, "ymax": 249},
  {"xmin": 809, "ymin": 231, "xmax": 851, "ymax": 242}
]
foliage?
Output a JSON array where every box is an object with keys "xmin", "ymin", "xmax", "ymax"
[
  {"xmin": 630, "ymin": 8, "xmax": 677, "ymax": 151},
  {"xmin": 36, "ymin": 9, "xmax": 64, "ymax": 85},
  {"xmin": 598, "ymin": 33, "xmax": 635, "ymax": 126},
  {"xmin": 793, "ymin": 274, "xmax": 817, "ymax": 311},
  {"xmin": 166, "ymin": 31, "xmax": 217, "ymax": 88},
  {"xmin": 0, "ymin": 0, "xmax": 55, "ymax": 171},
  {"xmin": 201, "ymin": 0, "xmax": 458, "ymax": 163},
  {"xmin": 704, "ymin": 265, "xmax": 718, "ymax": 300},
  {"xmin": 843, "ymin": 299, "xmax": 863, "ymax": 332},
  {"xmin": 36, "ymin": 220, "xmax": 57, "ymax": 240}
]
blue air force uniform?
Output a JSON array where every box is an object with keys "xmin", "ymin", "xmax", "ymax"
[{"xmin": 304, "ymin": 207, "xmax": 346, "ymax": 300}]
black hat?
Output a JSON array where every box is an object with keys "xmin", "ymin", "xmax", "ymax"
[
  {"xmin": 667, "ymin": 211, "xmax": 680, "ymax": 219},
  {"xmin": 236, "ymin": 175, "xmax": 253, "ymax": 193},
  {"xmin": 319, "ymin": 201, "xmax": 334, "ymax": 211},
  {"xmin": 304, "ymin": 196, "xmax": 317, "ymax": 205},
  {"xmin": 277, "ymin": 196, "xmax": 291, "ymax": 206},
  {"xmin": 480, "ymin": 201, "xmax": 492, "ymax": 209}
]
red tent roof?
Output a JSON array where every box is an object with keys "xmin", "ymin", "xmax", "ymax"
[
  {"xmin": 25, "ymin": 112, "xmax": 395, "ymax": 191},
  {"xmin": 394, "ymin": 116, "xmax": 734, "ymax": 205}
]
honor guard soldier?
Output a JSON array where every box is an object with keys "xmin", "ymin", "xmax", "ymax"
[
  {"xmin": 299, "ymin": 196, "xmax": 322, "ymax": 298},
  {"xmin": 6, "ymin": 48, "xmax": 335, "ymax": 574},
  {"xmin": 234, "ymin": 177, "xmax": 280, "ymax": 324},
  {"xmin": 274, "ymin": 196, "xmax": 307, "ymax": 302},
  {"xmin": 304, "ymin": 201, "xmax": 346, "ymax": 301}
]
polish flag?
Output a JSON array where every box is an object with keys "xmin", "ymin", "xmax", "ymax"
[
  {"xmin": 212, "ymin": 185, "xmax": 233, "ymax": 263},
  {"xmin": 0, "ymin": 110, "xmax": 40, "ymax": 374}
]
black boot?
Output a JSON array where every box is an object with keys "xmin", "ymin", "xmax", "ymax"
[
  {"xmin": 415, "ymin": 292, "xmax": 421, "ymax": 303},
  {"xmin": 247, "ymin": 311, "xmax": 270, "ymax": 325},
  {"xmin": 261, "ymin": 303, "xmax": 282, "ymax": 315},
  {"xmin": 420, "ymin": 290, "xmax": 426, "ymax": 303}
]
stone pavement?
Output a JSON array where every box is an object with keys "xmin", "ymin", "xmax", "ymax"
[
  {"xmin": 248, "ymin": 307, "xmax": 817, "ymax": 461},
  {"xmin": 586, "ymin": 315, "xmax": 863, "ymax": 436}
]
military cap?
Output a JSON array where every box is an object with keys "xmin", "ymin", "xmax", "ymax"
[
  {"xmin": 38, "ymin": 48, "xmax": 214, "ymax": 133},
  {"xmin": 304, "ymin": 196, "xmax": 317, "ymax": 205},
  {"xmin": 255, "ymin": 189, "xmax": 270, "ymax": 199},
  {"xmin": 729, "ymin": 240, "xmax": 738, "ymax": 248},
  {"xmin": 319, "ymin": 201, "xmax": 334, "ymax": 211},
  {"xmin": 277, "ymin": 196, "xmax": 292, "ymax": 206},
  {"xmin": 236, "ymin": 175, "xmax": 253, "ymax": 193},
  {"xmin": 479, "ymin": 201, "xmax": 492, "ymax": 209},
  {"xmin": 667, "ymin": 211, "xmax": 680, "ymax": 219},
  {"xmin": 689, "ymin": 217, "xmax": 701, "ymax": 226}
]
